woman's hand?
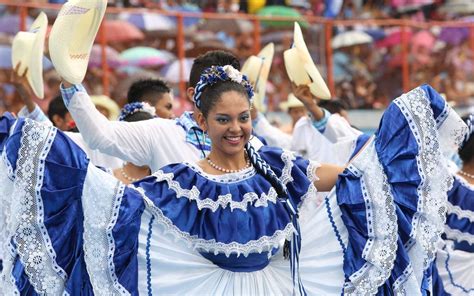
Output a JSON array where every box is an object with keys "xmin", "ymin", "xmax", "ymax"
[
  {"xmin": 313, "ymin": 163, "xmax": 345, "ymax": 192},
  {"xmin": 291, "ymin": 83, "xmax": 325, "ymax": 120}
]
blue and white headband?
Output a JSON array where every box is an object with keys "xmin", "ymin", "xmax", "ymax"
[
  {"xmin": 118, "ymin": 102, "xmax": 156, "ymax": 121},
  {"xmin": 193, "ymin": 65, "xmax": 254, "ymax": 110}
]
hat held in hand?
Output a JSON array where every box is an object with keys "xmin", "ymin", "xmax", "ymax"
[
  {"xmin": 241, "ymin": 43, "xmax": 274, "ymax": 113},
  {"xmin": 49, "ymin": 0, "xmax": 107, "ymax": 84},
  {"xmin": 284, "ymin": 22, "xmax": 331, "ymax": 100},
  {"xmin": 11, "ymin": 12, "xmax": 48, "ymax": 99}
]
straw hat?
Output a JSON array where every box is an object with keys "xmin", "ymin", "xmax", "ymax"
[
  {"xmin": 279, "ymin": 93, "xmax": 304, "ymax": 112},
  {"xmin": 91, "ymin": 95, "xmax": 120, "ymax": 120},
  {"xmin": 11, "ymin": 12, "xmax": 48, "ymax": 98},
  {"xmin": 284, "ymin": 22, "xmax": 331, "ymax": 100},
  {"xmin": 241, "ymin": 43, "xmax": 274, "ymax": 113},
  {"xmin": 49, "ymin": 0, "xmax": 107, "ymax": 84}
]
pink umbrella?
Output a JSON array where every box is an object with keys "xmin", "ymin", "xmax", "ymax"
[
  {"xmin": 96, "ymin": 20, "xmax": 145, "ymax": 43},
  {"xmin": 376, "ymin": 29, "xmax": 413, "ymax": 48},
  {"xmin": 391, "ymin": 0, "xmax": 434, "ymax": 12},
  {"xmin": 411, "ymin": 30, "xmax": 435, "ymax": 51},
  {"xmin": 89, "ymin": 45, "xmax": 123, "ymax": 68}
]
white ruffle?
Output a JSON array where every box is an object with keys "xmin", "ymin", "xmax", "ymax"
[
  {"xmin": 394, "ymin": 88, "xmax": 454, "ymax": 280},
  {"xmin": 447, "ymin": 202, "xmax": 474, "ymax": 223},
  {"xmin": 152, "ymin": 170, "xmax": 279, "ymax": 212},
  {"xmin": 151, "ymin": 150, "xmax": 305, "ymax": 213},
  {"xmin": 0, "ymin": 152, "xmax": 19, "ymax": 295},
  {"xmin": 137, "ymin": 189, "xmax": 347, "ymax": 295},
  {"xmin": 1, "ymin": 120, "xmax": 66, "ymax": 294},
  {"xmin": 343, "ymin": 139, "xmax": 399, "ymax": 295},
  {"xmin": 444, "ymin": 227, "xmax": 474, "ymax": 245},
  {"xmin": 436, "ymin": 242, "xmax": 474, "ymax": 296},
  {"xmin": 82, "ymin": 164, "xmax": 129, "ymax": 296}
]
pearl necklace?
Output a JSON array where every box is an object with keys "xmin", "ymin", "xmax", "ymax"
[
  {"xmin": 207, "ymin": 155, "xmax": 251, "ymax": 174},
  {"xmin": 459, "ymin": 170, "xmax": 474, "ymax": 179},
  {"xmin": 120, "ymin": 167, "xmax": 140, "ymax": 182}
]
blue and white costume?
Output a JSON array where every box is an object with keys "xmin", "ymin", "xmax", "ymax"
[
  {"xmin": 0, "ymin": 85, "xmax": 467, "ymax": 295},
  {"xmin": 435, "ymin": 175, "xmax": 474, "ymax": 295}
]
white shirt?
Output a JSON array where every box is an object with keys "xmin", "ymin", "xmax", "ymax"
[
  {"xmin": 62, "ymin": 87, "xmax": 263, "ymax": 173},
  {"xmin": 291, "ymin": 115, "xmax": 362, "ymax": 165},
  {"xmin": 18, "ymin": 105, "xmax": 123, "ymax": 169}
]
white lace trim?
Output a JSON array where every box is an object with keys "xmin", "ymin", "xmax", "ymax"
[
  {"xmin": 437, "ymin": 107, "xmax": 468, "ymax": 155},
  {"xmin": 183, "ymin": 162, "xmax": 256, "ymax": 183},
  {"xmin": 134, "ymin": 186, "xmax": 296, "ymax": 257},
  {"xmin": 0, "ymin": 242, "xmax": 20, "ymax": 295},
  {"xmin": 7, "ymin": 120, "xmax": 67, "ymax": 294},
  {"xmin": 394, "ymin": 87, "xmax": 453, "ymax": 271},
  {"xmin": 82, "ymin": 165, "xmax": 129, "ymax": 295},
  {"xmin": 343, "ymin": 141, "xmax": 398, "ymax": 295},
  {"xmin": 392, "ymin": 264, "xmax": 415, "ymax": 295},
  {"xmin": 280, "ymin": 150, "xmax": 296, "ymax": 184},
  {"xmin": 1, "ymin": 152, "xmax": 14, "ymax": 181},
  {"xmin": 306, "ymin": 160, "xmax": 321, "ymax": 183},
  {"xmin": 0, "ymin": 152, "xmax": 14, "ymax": 268},
  {"xmin": 152, "ymin": 170, "xmax": 279, "ymax": 212},
  {"xmin": 150, "ymin": 150, "xmax": 297, "ymax": 212},
  {"xmin": 444, "ymin": 226, "xmax": 474, "ymax": 245},
  {"xmin": 447, "ymin": 202, "xmax": 474, "ymax": 223}
]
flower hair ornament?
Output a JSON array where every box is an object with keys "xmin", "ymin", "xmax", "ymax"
[
  {"xmin": 193, "ymin": 65, "xmax": 254, "ymax": 110},
  {"xmin": 118, "ymin": 102, "xmax": 156, "ymax": 121}
]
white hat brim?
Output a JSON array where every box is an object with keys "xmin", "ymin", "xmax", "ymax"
[
  {"xmin": 279, "ymin": 93, "xmax": 304, "ymax": 111},
  {"xmin": 11, "ymin": 12, "xmax": 48, "ymax": 99},
  {"xmin": 241, "ymin": 43, "xmax": 274, "ymax": 112},
  {"xmin": 49, "ymin": 0, "xmax": 107, "ymax": 84},
  {"xmin": 285, "ymin": 22, "xmax": 331, "ymax": 100}
]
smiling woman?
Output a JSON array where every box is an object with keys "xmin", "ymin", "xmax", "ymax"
[{"xmin": 0, "ymin": 67, "xmax": 468, "ymax": 295}]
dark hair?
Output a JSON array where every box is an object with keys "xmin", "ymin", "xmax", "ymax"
[
  {"xmin": 189, "ymin": 50, "xmax": 240, "ymax": 88},
  {"xmin": 459, "ymin": 115, "xmax": 473, "ymax": 164},
  {"xmin": 122, "ymin": 111, "xmax": 154, "ymax": 123},
  {"xmin": 319, "ymin": 99, "xmax": 349, "ymax": 114},
  {"xmin": 47, "ymin": 95, "xmax": 69, "ymax": 122},
  {"xmin": 127, "ymin": 79, "xmax": 171, "ymax": 105},
  {"xmin": 198, "ymin": 81, "xmax": 249, "ymax": 118}
]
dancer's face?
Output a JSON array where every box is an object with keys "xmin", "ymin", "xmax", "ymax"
[
  {"xmin": 198, "ymin": 90, "xmax": 252, "ymax": 157},
  {"xmin": 154, "ymin": 93, "xmax": 175, "ymax": 119}
]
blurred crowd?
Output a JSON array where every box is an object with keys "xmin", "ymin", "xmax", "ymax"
[{"xmin": 1, "ymin": 0, "xmax": 474, "ymax": 117}]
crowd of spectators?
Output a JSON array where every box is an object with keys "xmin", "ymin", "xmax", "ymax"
[{"xmin": 0, "ymin": 0, "xmax": 473, "ymax": 116}]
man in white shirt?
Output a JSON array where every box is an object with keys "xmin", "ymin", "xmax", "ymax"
[
  {"xmin": 61, "ymin": 50, "xmax": 262, "ymax": 173},
  {"xmin": 252, "ymin": 84, "xmax": 361, "ymax": 162}
]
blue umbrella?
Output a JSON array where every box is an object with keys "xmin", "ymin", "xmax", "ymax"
[
  {"xmin": 0, "ymin": 14, "xmax": 34, "ymax": 35},
  {"xmin": 364, "ymin": 29, "xmax": 386, "ymax": 41},
  {"xmin": 119, "ymin": 12, "xmax": 174, "ymax": 31},
  {"xmin": 0, "ymin": 45, "xmax": 53, "ymax": 70},
  {"xmin": 167, "ymin": 4, "xmax": 202, "ymax": 27}
]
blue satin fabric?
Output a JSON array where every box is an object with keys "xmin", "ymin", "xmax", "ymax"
[
  {"xmin": 111, "ymin": 186, "xmax": 145, "ymax": 294},
  {"xmin": 445, "ymin": 178, "xmax": 474, "ymax": 253},
  {"xmin": 0, "ymin": 112, "xmax": 17, "ymax": 155},
  {"xmin": 336, "ymin": 85, "xmax": 448, "ymax": 294},
  {"xmin": 139, "ymin": 146, "xmax": 312, "ymax": 268}
]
